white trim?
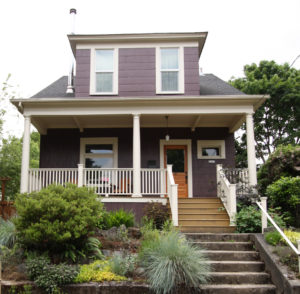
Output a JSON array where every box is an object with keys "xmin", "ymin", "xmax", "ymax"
[
  {"xmin": 90, "ymin": 48, "xmax": 118, "ymax": 95},
  {"xmin": 80, "ymin": 137, "xmax": 118, "ymax": 168},
  {"xmin": 100, "ymin": 197, "xmax": 167, "ymax": 204},
  {"xmin": 159, "ymin": 139, "xmax": 193, "ymax": 198},
  {"xmin": 156, "ymin": 46, "xmax": 184, "ymax": 94},
  {"xmin": 77, "ymin": 41, "xmax": 198, "ymax": 50},
  {"xmin": 197, "ymin": 140, "xmax": 226, "ymax": 159}
]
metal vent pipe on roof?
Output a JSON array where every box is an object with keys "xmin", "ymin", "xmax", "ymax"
[{"xmin": 66, "ymin": 8, "xmax": 77, "ymax": 94}]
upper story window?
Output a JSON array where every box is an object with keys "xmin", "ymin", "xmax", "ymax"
[
  {"xmin": 90, "ymin": 49, "xmax": 118, "ymax": 95},
  {"xmin": 156, "ymin": 47, "xmax": 184, "ymax": 94}
]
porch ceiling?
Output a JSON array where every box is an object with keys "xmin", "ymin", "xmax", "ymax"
[{"xmin": 30, "ymin": 113, "xmax": 245, "ymax": 134}]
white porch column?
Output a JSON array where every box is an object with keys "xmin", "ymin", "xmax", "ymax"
[
  {"xmin": 20, "ymin": 115, "xmax": 31, "ymax": 193},
  {"xmin": 246, "ymin": 113, "xmax": 257, "ymax": 186},
  {"xmin": 132, "ymin": 114, "xmax": 141, "ymax": 197}
]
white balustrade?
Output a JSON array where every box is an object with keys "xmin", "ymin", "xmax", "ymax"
[
  {"xmin": 223, "ymin": 167, "xmax": 249, "ymax": 196},
  {"xmin": 141, "ymin": 169, "xmax": 167, "ymax": 195},
  {"xmin": 167, "ymin": 165, "xmax": 178, "ymax": 226},
  {"xmin": 28, "ymin": 168, "xmax": 78, "ymax": 193},
  {"xmin": 216, "ymin": 164, "xmax": 237, "ymax": 225}
]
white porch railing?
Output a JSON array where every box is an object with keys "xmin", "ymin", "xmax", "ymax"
[
  {"xmin": 167, "ymin": 165, "xmax": 178, "ymax": 226},
  {"xmin": 141, "ymin": 168, "xmax": 167, "ymax": 195},
  {"xmin": 257, "ymin": 197, "xmax": 300, "ymax": 274},
  {"xmin": 28, "ymin": 167, "xmax": 168, "ymax": 197},
  {"xmin": 216, "ymin": 164, "xmax": 236, "ymax": 225},
  {"xmin": 28, "ymin": 168, "xmax": 78, "ymax": 193}
]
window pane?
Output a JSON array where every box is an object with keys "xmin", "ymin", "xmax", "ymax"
[
  {"xmin": 85, "ymin": 157, "xmax": 113, "ymax": 168},
  {"xmin": 162, "ymin": 72, "xmax": 178, "ymax": 91},
  {"xmin": 161, "ymin": 48, "xmax": 178, "ymax": 69},
  {"xmin": 85, "ymin": 144, "xmax": 113, "ymax": 154},
  {"xmin": 167, "ymin": 149, "xmax": 184, "ymax": 172},
  {"xmin": 95, "ymin": 50, "xmax": 113, "ymax": 71},
  {"xmin": 202, "ymin": 148, "xmax": 220, "ymax": 156},
  {"xmin": 96, "ymin": 73, "xmax": 113, "ymax": 92}
]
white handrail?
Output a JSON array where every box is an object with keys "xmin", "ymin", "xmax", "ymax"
[
  {"xmin": 256, "ymin": 200, "xmax": 300, "ymax": 258},
  {"xmin": 167, "ymin": 165, "xmax": 178, "ymax": 226}
]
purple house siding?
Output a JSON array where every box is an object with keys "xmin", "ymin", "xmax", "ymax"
[
  {"xmin": 40, "ymin": 127, "xmax": 235, "ymax": 197},
  {"xmin": 184, "ymin": 47, "xmax": 200, "ymax": 95},
  {"xmin": 74, "ymin": 47, "xmax": 200, "ymax": 97}
]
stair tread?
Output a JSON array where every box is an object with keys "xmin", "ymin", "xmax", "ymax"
[
  {"xmin": 191, "ymin": 241, "xmax": 252, "ymax": 244},
  {"xmin": 180, "ymin": 219, "xmax": 229, "ymax": 221},
  {"xmin": 209, "ymin": 272, "xmax": 270, "ymax": 276},
  {"xmin": 199, "ymin": 284, "xmax": 276, "ymax": 289},
  {"xmin": 205, "ymin": 250, "xmax": 257, "ymax": 253},
  {"xmin": 181, "ymin": 225, "xmax": 235, "ymax": 227},
  {"xmin": 204, "ymin": 261, "xmax": 264, "ymax": 264}
]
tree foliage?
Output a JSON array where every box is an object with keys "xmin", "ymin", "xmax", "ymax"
[
  {"xmin": 0, "ymin": 132, "xmax": 40, "ymax": 199},
  {"xmin": 230, "ymin": 60, "xmax": 300, "ymax": 163},
  {"xmin": 257, "ymin": 144, "xmax": 300, "ymax": 195}
]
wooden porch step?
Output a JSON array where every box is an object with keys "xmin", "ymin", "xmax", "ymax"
[
  {"xmin": 179, "ymin": 213, "xmax": 229, "ymax": 220},
  {"xmin": 179, "ymin": 219, "xmax": 230, "ymax": 226},
  {"xmin": 179, "ymin": 203, "xmax": 224, "ymax": 209},
  {"xmin": 178, "ymin": 197, "xmax": 221, "ymax": 203},
  {"xmin": 178, "ymin": 208, "xmax": 226, "ymax": 214}
]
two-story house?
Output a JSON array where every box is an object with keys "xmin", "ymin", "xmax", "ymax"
[{"xmin": 11, "ymin": 30, "xmax": 266, "ymax": 232}]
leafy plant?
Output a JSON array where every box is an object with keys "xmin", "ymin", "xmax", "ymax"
[
  {"xmin": 109, "ymin": 252, "xmax": 136, "ymax": 277},
  {"xmin": 0, "ymin": 217, "xmax": 17, "ymax": 248},
  {"xmin": 0, "ymin": 244, "xmax": 23, "ymax": 267},
  {"xmin": 235, "ymin": 205, "xmax": 286, "ymax": 233},
  {"xmin": 265, "ymin": 231, "xmax": 281, "ymax": 246},
  {"xmin": 139, "ymin": 230, "xmax": 210, "ymax": 294},
  {"xmin": 74, "ymin": 260, "xmax": 126, "ymax": 283},
  {"xmin": 100, "ymin": 209, "xmax": 135, "ymax": 229},
  {"xmin": 266, "ymin": 176, "xmax": 300, "ymax": 227},
  {"xmin": 85, "ymin": 237, "xmax": 103, "ymax": 260},
  {"xmin": 283, "ymin": 230, "xmax": 300, "ymax": 245},
  {"xmin": 14, "ymin": 184, "xmax": 104, "ymax": 257},
  {"xmin": 143, "ymin": 202, "xmax": 169, "ymax": 229},
  {"xmin": 26, "ymin": 254, "xmax": 78, "ymax": 294}
]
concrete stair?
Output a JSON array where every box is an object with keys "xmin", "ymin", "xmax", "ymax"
[
  {"xmin": 178, "ymin": 198, "xmax": 235, "ymax": 233},
  {"xmin": 185, "ymin": 233, "xmax": 277, "ymax": 293}
]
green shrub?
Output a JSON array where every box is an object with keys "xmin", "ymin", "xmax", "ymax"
[
  {"xmin": 26, "ymin": 255, "xmax": 78, "ymax": 294},
  {"xmin": 143, "ymin": 202, "xmax": 169, "ymax": 229},
  {"xmin": 0, "ymin": 217, "xmax": 17, "ymax": 248},
  {"xmin": 100, "ymin": 209, "xmax": 134, "ymax": 229},
  {"xmin": 0, "ymin": 244, "xmax": 23, "ymax": 267},
  {"xmin": 140, "ymin": 230, "xmax": 210, "ymax": 294},
  {"xmin": 258, "ymin": 144, "xmax": 300, "ymax": 195},
  {"xmin": 236, "ymin": 205, "xmax": 286, "ymax": 233},
  {"xmin": 265, "ymin": 231, "xmax": 281, "ymax": 246},
  {"xmin": 14, "ymin": 184, "xmax": 104, "ymax": 256},
  {"xmin": 283, "ymin": 230, "xmax": 300, "ymax": 245},
  {"xmin": 109, "ymin": 252, "xmax": 136, "ymax": 277},
  {"xmin": 266, "ymin": 176, "xmax": 300, "ymax": 227},
  {"xmin": 74, "ymin": 260, "xmax": 126, "ymax": 283}
]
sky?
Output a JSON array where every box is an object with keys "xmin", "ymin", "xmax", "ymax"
[{"xmin": 1, "ymin": 0, "xmax": 300, "ymax": 137}]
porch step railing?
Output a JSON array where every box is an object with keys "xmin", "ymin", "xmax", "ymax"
[
  {"xmin": 28, "ymin": 167, "xmax": 167, "ymax": 196},
  {"xmin": 216, "ymin": 164, "xmax": 236, "ymax": 225},
  {"xmin": 167, "ymin": 165, "xmax": 178, "ymax": 226}
]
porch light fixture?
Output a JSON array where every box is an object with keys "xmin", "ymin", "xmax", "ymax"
[{"xmin": 165, "ymin": 116, "xmax": 170, "ymax": 141}]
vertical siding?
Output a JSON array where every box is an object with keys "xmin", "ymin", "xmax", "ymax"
[
  {"xmin": 74, "ymin": 47, "xmax": 200, "ymax": 97},
  {"xmin": 184, "ymin": 47, "xmax": 200, "ymax": 95},
  {"xmin": 40, "ymin": 127, "xmax": 235, "ymax": 197}
]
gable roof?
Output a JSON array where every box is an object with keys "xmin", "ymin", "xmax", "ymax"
[
  {"xmin": 31, "ymin": 74, "xmax": 244, "ymax": 98},
  {"xmin": 199, "ymin": 74, "xmax": 245, "ymax": 95}
]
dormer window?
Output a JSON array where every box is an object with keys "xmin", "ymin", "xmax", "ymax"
[
  {"xmin": 90, "ymin": 48, "xmax": 118, "ymax": 95},
  {"xmin": 156, "ymin": 46, "xmax": 184, "ymax": 94}
]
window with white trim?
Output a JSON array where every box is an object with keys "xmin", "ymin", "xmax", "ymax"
[
  {"xmin": 80, "ymin": 138, "xmax": 118, "ymax": 168},
  {"xmin": 90, "ymin": 49, "xmax": 118, "ymax": 95},
  {"xmin": 197, "ymin": 140, "xmax": 226, "ymax": 159},
  {"xmin": 156, "ymin": 47, "xmax": 184, "ymax": 94}
]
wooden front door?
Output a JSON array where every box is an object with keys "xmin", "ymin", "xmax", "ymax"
[{"xmin": 164, "ymin": 145, "xmax": 188, "ymax": 198}]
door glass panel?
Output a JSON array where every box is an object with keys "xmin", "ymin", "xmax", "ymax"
[
  {"xmin": 85, "ymin": 158, "xmax": 113, "ymax": 168},
  {"xmin": 202, "ymin": 147, "xmax": 220, "ymax": 156},
  {"xmin": 166, "ymin": 149, "xmax": 184, "ymax": 172},
  {"xmin": 85, "ymin": 144, "xmax": 113, "ymax": 154}
]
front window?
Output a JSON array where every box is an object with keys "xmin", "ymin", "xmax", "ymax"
[
  {"xmin": 156, "ymin": 47, "xmax": 184, "ymax": 94},
  {"xmin": 90, "ymin": 49, "xmax": 118, "ymax": 95},
  {"xmin": 80, "ymin": 138, "xmax": 118, "ymax": 168},
  {"xmin": 197, "ymin": 140, "xmax": 226, "ymax": 159}
]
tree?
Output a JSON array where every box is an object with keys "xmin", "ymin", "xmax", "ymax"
[
  {"xmin": 0, "ymin": 132, "xmax": 40, "ymax": 199},
  {"xmin": 230, "ymin": 60, "xmax": 300, "ymax": 163}
]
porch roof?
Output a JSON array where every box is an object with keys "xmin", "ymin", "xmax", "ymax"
[{"xmin": 11, "ymin": 93, "xmax": 267, "ymax": 135}]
